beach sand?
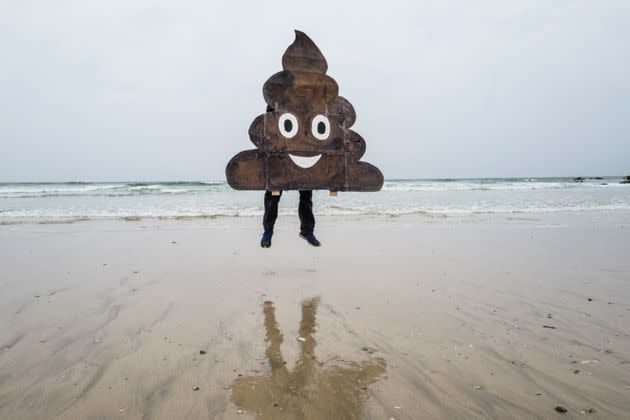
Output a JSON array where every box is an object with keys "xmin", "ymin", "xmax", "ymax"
[{"xmin": 1, "ymin": 212, "xmax": 629, "ymax": 419}]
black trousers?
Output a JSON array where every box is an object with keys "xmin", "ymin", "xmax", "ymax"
[{"xmin": 263, "ymin": 190, "xmax": 315, "ymax": 235}]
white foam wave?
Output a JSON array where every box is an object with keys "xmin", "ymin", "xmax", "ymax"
[{"xmin": 1, "ymin": 179, "xmax": 629, "ymax": 222}]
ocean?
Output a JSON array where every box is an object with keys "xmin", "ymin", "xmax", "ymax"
[{"xmin": 1, "ymin": 178, "xmax": 629, "ymax": 223}]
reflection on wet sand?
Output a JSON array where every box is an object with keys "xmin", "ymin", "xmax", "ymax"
[{"xmin": 230, "ymin": 297, "xmax": 386, "ymax": 419}]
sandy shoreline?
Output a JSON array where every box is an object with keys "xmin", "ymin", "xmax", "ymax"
[{"xmin": 1, "ymin": 213, "xmax": 630, "ymax": 419}]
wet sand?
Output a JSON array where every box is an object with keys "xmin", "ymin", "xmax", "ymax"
[{"xmin": 1, "ymin": 212, "xmax": 630, "ymax": 419}]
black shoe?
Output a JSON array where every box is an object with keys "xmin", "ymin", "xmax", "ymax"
[
  {"xmin": 261, "ymin": 231, "xmax": 273, "ymax": 248},
  {"xmin": 299, "ymin": 232, "xmax": 321, "ymax": 247}
]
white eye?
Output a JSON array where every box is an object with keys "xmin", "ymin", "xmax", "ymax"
[
  {"xmin": 311, "ymin": 114, "xmax": 330, "ymax": 140},
  {"xmin": 278, "ymin": 113, "xmax": 298, "ymax": 139}
]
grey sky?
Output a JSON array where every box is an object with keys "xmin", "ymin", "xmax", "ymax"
[{"xmin": 1, "ymin": 0, "xmax": 629, "ymax": 181}]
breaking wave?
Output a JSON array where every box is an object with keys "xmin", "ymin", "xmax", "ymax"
[{"xmin": 1, "ymin": 178, "xmax": 629, "ymax": 223}]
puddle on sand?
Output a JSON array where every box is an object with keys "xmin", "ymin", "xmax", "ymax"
[{"xmin": 230, "ymin": 297, "xmax": 386, "ymax": 419}]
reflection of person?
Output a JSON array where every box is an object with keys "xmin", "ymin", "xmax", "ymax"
[
  {"xmin": 230, "ymin": 298, "xmax": 386, "ymax": 419},
  {"xmin": 261, "ymin": 190, "xmax": 319, "ymax": 248}
]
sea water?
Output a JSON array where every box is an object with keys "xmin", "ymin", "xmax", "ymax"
[{"xmin": 1, "ymin": 178, "xmax": 629, "ymax": 223}]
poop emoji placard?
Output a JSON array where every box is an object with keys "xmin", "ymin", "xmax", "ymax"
[{"xmin": 225, "ymin": 31, "xmax": 383, "ymax": 192}]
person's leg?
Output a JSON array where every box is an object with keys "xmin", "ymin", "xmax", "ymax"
[
  {"xmin": 263, "ymin": 191, "xmax": 282, "ymax": 233},
  {"xmin": 298, "ymin": 190, "xmax": 315, "ymax": 235}
]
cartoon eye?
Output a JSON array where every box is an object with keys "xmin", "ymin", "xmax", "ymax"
[
  {"xmin": 311, "ymin": 115, "xmax": 330, "ymax": 140},
  {"xmin": 278, "ymin": 113, "xmax": 298, "ymax": 139}
]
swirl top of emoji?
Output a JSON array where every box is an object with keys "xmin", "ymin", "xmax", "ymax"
[{"xmin": 226, "ymin": 30, "xmax": 383, "ymax": 192}]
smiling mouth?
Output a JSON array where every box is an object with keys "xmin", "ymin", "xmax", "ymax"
[{"xmin": 288, "ymin": 154, "xmax": 321, "ymax": 168}]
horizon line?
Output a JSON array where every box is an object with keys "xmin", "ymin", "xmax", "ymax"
[{"xmin": 0, "ymin": 175, "xmax": 628, "ymax": 184}]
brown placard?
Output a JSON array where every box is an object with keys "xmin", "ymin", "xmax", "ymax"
[{"xmin": 226, "ymin": 31, "xmax": 383, "ymax": 192}]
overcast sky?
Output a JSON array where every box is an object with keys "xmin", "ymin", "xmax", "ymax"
[{"xmin": 1, "ymin": 1, "xmax": 628, "ymax": 181}]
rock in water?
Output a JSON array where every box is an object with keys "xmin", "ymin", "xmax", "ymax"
[
  {"xmin": 555, "ymin": 406, "xmax": 568, "ymax": 413},
  {"xmin": 621, "ymin": 175, "xmax": 630, "ymax": 184}
]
